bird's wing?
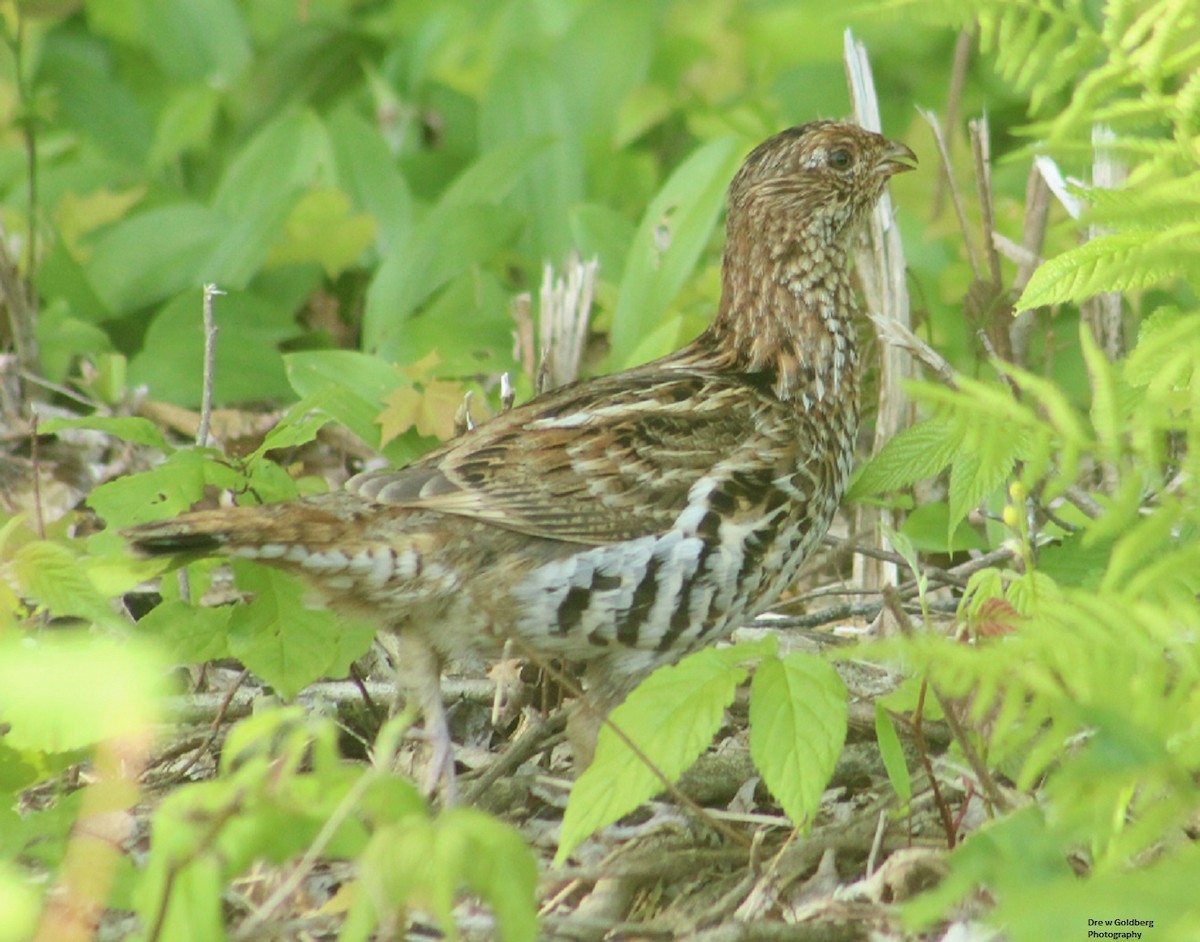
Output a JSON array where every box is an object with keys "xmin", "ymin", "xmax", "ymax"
[{"xmin": 348, "ymin": 365, "xmax": 791, "ymax": 545}]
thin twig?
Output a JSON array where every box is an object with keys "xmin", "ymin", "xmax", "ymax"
[
  {"xmin": 918, "ymin": 108, "xmax": 983, "ymax": 281},
  {"xmin": 197, "ymin": 284, "xmax": 223, "ymax": 449},
  {"xmin": 969, "ymin": 116, "xmax": 1003, "ymax": 289}
]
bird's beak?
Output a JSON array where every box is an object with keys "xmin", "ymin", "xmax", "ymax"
[{"xmin": 879, "ymin": 140, "xmax": 918, "ymax": 175}]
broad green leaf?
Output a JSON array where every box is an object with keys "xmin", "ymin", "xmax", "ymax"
[
  {"xmin": 610, "ymin": 136, "xmax": 743, "ymax": 367},
  {"xmin": 849, "ymin": 418, "xmax": 960, "ymax": 498},
  {"xmin": 136, "ymin": 600, "xmax": 232, "ymax": 665},
  {"xmin": 40, "ymin": 415, "xmax": 171, "ymax": 452},
  {"xmin": 249, "ymin": 396, "xmax": 338, "ymax": 459},
  {"xmin": 899, "ymin": 502, "xmax": 987, "ymax": 553},
  {"xmin": 557, "ymin": 638, "xmax": 775, "ymax": 863},
  {"xmin": 749, "ymin": 653, "xmax": 847, "ymax": 827},
  {"xmin": 437, "ymin": 136, "xmax": 554, "ymax": 212},
  {"xmin": 480, "ymin": 56, "xmax": 582, "ymax": 262},
  {"xmin": 948, "ymin": 443, "xmax": 1016, "ymax": 540},
  {"xmin": 436, "ymin": 808, "xmax": 539, "ymax": 942},
  {"xmin": 212, "ymin": 109, "xmax": 332, "ymax": 217},
  {"xmin": 38, "ymin": 31, "xmax": 152, "ymax": 163},
  {"xmin": 86, "ymin": 445, "xmax": 209, "ymax": 530},
  {"xmin": 84, "ymin": 204, "xmax": 225, "ymax": 315},
  {"xmin": 328, "ymin": 105, "xmax": 413, "ymax": 252},
  {"xmin": 364, "ymin": 204, "xmax": 525, "ymax": 358},
  {"xmin": 140, "ymin": 0, "xmax": 251, "ymax": 84},
  {"xmin": 0, "ymin": 632, "xmax": 165, "ymax": 752},
  {"xmin": 129, "ymin": 292, "xmax": 297, "ymax": 407},
  {"xmin": 149, "ymin": 85, "xmax": 221, "ymax": 167},
  {"xmin": 226, "ymin": 563, "xmax": 373, "ymax": 699},
  {"xmin": 283, "ymin": 350, "xmax": 405, "ymax": 449}
]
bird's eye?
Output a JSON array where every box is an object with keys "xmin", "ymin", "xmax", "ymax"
[{"xmin": 828, "ymin": 148, "xmax": 853, "ymax": 170}]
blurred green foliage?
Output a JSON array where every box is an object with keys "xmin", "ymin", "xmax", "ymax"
[{"xmin": 4, "ymin": 0, "xmax": 1200, "ymax": 940}]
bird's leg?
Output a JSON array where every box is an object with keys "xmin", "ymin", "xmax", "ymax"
[{"xmin": 377, "ymin": 630, "xmax": 457, "ymax": 803}]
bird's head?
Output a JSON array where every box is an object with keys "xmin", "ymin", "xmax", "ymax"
[{"xmin": 727, "ymin": 120, "xmax": 917, "ymax": 246}]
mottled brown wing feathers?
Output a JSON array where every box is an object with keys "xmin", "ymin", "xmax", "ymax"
[{"xmin": 349, "ymin": 363, "xmax": 775, "ymax": 545}]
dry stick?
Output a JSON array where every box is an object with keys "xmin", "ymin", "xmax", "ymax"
[
  {"xmin": 507, "ymin": 637, "xmax": 753, "ymax": 851},
  {"xmin": 933, "ymin": 29, "xmax": 974, "ymax": 219},
  {"xmin": 845, "ymin": 30, "xmax": 913, "ymax": 593},
  {"xmin": 165, "ymin": 668, "xmax": 251, "ymax": 786},
  {"xmin": 462, "ymin": 711, "xmax": 568, "ymax": 805},
  {"xmin": 1009, "ymin": 164, "xmax": 1052, "ymax": 365},
  {"xmin": 969, "ymin": 117, "xmax": 1003, "ymax": 290},
  {"xmin": 919, "ymin": 108, "xmax": 983, "ymax": 282},
  {"xmin": 233, "ymin": 770, "xmax": 377, "ymax": 942},
  {"xmin": 29, "ymin": 411, "xmax": 45, "ymax": 539},
  {"xmin": 197, "ymin": 284, "xmax": 223, "ymax": 448},
  {"xmin": 177, "ymin": 285, "xmax": 223, "ymax": 607}
]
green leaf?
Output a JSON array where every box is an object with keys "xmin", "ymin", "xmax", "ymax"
[
  {"xmin": 84, "ymin": 204, "xmax": 225, "ymax": 315},
  {"xmin": 86, "ymin": 449, "xmax": 211, "ymax": 529},
  {"xmin": 129, "ymin": 292, "xmax": 297, "ymax": 407},
  {"xmin": 849, "ymin": 418, "xmax": 960, "ymax": 498},
  {"xmin": 557, "ymin": 639, "xmax": 773, "ymax": 863},
  {"xmin": 875, "ymin": 702, "xmax": 912, "ymax": 807},
  {"xmin": 1017, "ymin": 226, "xmax": 1200, "ymax": 308},
  {"xmin": 266, "ymin": 186, "xmax": 376, "ymax": 277},
  {"xmin": 327, "ymin": 105, "xmax": 413, "ymax": 252},
  {"xmin": 226, "ymin": 563, "xmax": 374, "ymax": 699},
  {"xmin": 899, "ymin": 502, "xmax": 987, "ymax": 553},
  {"xmin": 609, "ymin": 136, "xmax": 744, "ymax": 367},
  {"xmin": 364, "ymin": 204, "xmax": 525, "ymax": 358},
  {"xmin": 749, "ymin": 652, "xmax": 847, "ymax": 827},
  {"xmin": 283, "ymin": 350, "xmax": 404, "ymax": 450},
  {"xmin": 0, "ymin": 632, "xmax": 165, "ymax": 752},
  {"xmin": 11, "ymin": 542, "xmax": 125, "ymax": 630},
  {"xmin": 437, "ymin": 808, "xmax": 539, "ymax": 942},
  {"xmin": 480, "ymin": 56, "xmax": 583, "ymax": 262},
  {"xmin": 212, "ymin": 109, "xmax": 332, "ymax": 217},
  {"xmin": 40, "ymin": 415, "xmax": 171, "ymax": 452},
  {"xmin": 948, "ymin": 432, "xmax": 1019, "ymax": 538},
  {"xmin": 136, "ymin": 600, "xmax": 232, "ymax": 665}
]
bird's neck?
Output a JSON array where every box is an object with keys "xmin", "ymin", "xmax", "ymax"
[{"xmin": 707, "ymin": 224, "xmax": 860, "ymax": 404}]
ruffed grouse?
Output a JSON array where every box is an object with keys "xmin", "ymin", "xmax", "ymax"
[{"xmin": 126, "ymin": 121, "xmax": 916, "ymax": 793}]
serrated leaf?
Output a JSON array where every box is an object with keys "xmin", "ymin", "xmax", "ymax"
[
  {"xmin": 226, "ymin": 563, "xmax": 373, "ymax": 699},
  {"xmin": 12, "ymin": 542, "xmax": 125, "ymax": 630},
  {"xmin": 437, "ymin": 808, "xmax": 539, "ymax": 942},
  {"xmin": 377, "ymin": 379, "xmax": 467, "ymax": 445},
  {"xmin": 849, "ymin": 418, "xmax": 960, "ymax": 498},
  {"xmin": 556, "ymin": 643, "xmax": 769, "ymax": 863},
  {"xmin": 1017, "ymin": 227, "xmax": 1200, "ymax": 308},
  {"xmin": 748, "ymin": 653, "xmax": 847, "ymax": 827},
  {"xmin": 948, "ymin": 434, "xmax": 1018, "ymax": 538}
]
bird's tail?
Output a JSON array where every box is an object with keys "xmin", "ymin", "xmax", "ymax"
[
  {"xmin": 123, "ymin": 495, "xmax": 363, "ymax": 561},
  {"xmin": 124, "ymin": 509, "xmax": 252, "ymax": 557}
]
